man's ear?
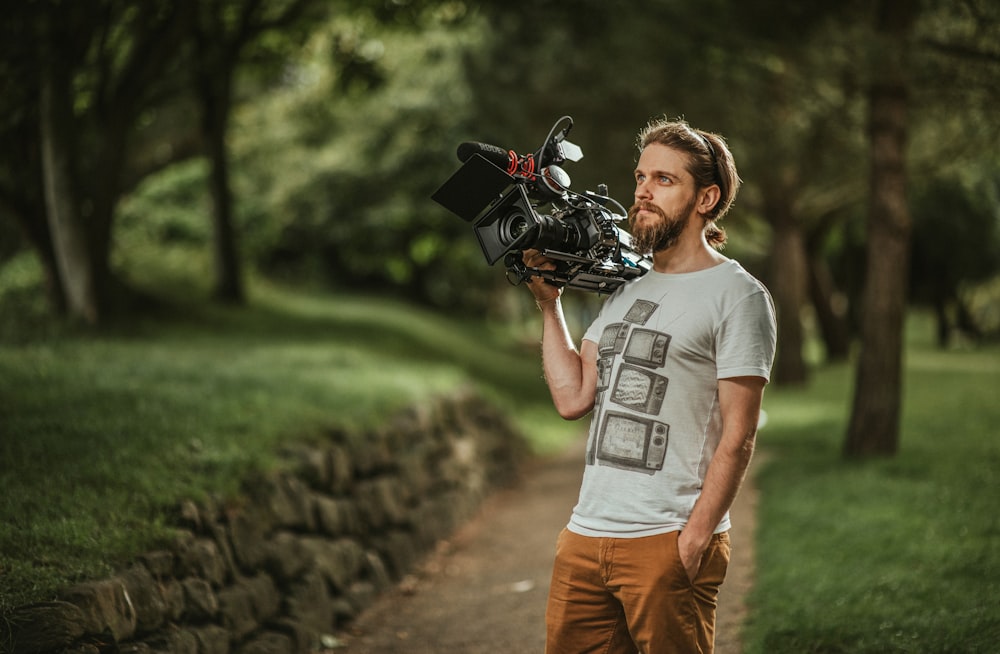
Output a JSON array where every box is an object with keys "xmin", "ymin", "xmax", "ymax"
[{"xmin": 698, "ymin": 184, "xmax": 721, "ymax": 216}]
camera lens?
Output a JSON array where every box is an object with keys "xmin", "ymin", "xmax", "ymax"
[{"xmin": 498, "ymin": 211, "xmax": 533, "ymax": 246}]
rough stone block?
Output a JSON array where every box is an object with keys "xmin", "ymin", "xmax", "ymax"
[
  {"xmin": 215, "ymin": 582, "xmax": 258, "ymax": 642},
  {"xmin": 176, "ymin": 500, "xmax": 203, "ymax": 533},
  {"xmin": 262, "ymin": 530, "xmax": 312, "ymax": 584},
  {"xmin": 363, "ymin": 550, "xmax": 393, "ymax": 592},
  {"xmin": 226, "ymin": 505, "xmax": 271, "ymax": 572},
  {"xmin": 244, "ymin": 573, "xmax": 281, "ymax": 623},
  {"xmin": 287, "ymin": 444, "xmax": 330, "ymax": 489},
  {"xmin": 397, "ymin": 454, "xmax": 433, "ymax": 497},
  {"xmin": 353, "ymin": 479, "xmax": 386, "ymax": 529},
  {"xmin": 267, "ymin": 618, "xmax": 325, "ymax": 654},
  {"xmin": 189, "ymin": 624, "xmax": 230, "ymax": 654},
  {"xmin": 237, "ymin": 631, "xmax": 293, "ymax": 654},
  {"xmin": 298, "ymin": 537, "xmax": 366, "ymax": 593},
  {"xmin": 283, "ymin": 570, "xmax": 336, "ymax": 635},
  {"xmin": 373, "ymin": 477, "xmax": 410, "ymax": 526},
  {"xmin": 62, "ymin": 645, "xmax": 101, "ymax": 654},
  {"xmin": 327, "ymin": 444, "xmax": 353, "ymax": 495},
  {"xmin": 176, "ymin": 537, "xmax": 228, "ymax": 587},
  {"xmin": 312, "ymin": 494, "xmax": 347, "ymax": 536},
  {"xmin": 137, "ymin": 550, "xmax": 175, "ymax": 579},
  {"xmin": 161, "ymin": 578, "xmax": 186, "ymax": 621},
  {"xmin": 370, "ymin": 531, "xmax": 421, "ymax": 579},
  {"xmin": 181, "ymin": 577, "xmax": 219, "ymax": 621},
  {"xmin": 346, "ymin": 580, "xmax": 377, "ymax": 613},
  {"xmin": 252, "ymin": 476, "xmax": 315, "ymax": 531},
  {"xmin": 0, "ymin": 601, "xmax": 87, "ymax": 654},
  {"xmin": 61, "ymin": 578, "xmax": 137, "ymax": 643},
  {"xmin": 204, "ymin": 519, "xmax": 241, "ymax": 584},
  {"xmin": 118, "ymin": 564, "xmax": 168, "ymax": 634},
  {"xmin": 140, "ymin": 628, "xmax": 199, "ymax": 654}
]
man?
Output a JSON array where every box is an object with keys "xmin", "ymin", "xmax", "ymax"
[{"xmin": 523, "ymin": 117, "xmax": 777, "ymax": 654}]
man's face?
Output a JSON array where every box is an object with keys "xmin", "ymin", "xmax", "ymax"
[{"xmin": 628, "ymin": 143, "xmax": 699, "ymax": 255}]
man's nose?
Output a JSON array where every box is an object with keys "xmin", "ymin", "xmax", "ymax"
[{"xmin": 635, "ymin": 181, "xmax": 652, "ymax": 201}]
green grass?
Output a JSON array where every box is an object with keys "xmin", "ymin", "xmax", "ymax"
[
  {"xmin": 5, "ymin": 254, "xmax": 998, "ymax": 653},
  {"xmin": 747, "ymin": 316, "xmax": 1000, "ymax": 653},
  {"xmin": 0, "ymin": 278, "xmax": 583, "ymax": 611}
]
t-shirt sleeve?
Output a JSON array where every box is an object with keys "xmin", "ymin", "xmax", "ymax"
[{"xmin": 715, "ymin": 289, "xmax": 777, "ymax": 381}]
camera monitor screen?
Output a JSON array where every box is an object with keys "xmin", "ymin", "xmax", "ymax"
[{"xmin": 432, "ymin": 154, "xmax": 515, "ymax": 223}]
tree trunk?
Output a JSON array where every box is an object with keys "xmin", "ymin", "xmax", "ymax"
[
  {"xmin": 807, "ymin": 256, "xmax": 852, "ymax": 361},
  {"xmin": 766, "ymin": 194, "xmax": 810, "ymax": 386},
  {"xmin": 200, "ymin": 68, "xmax": 245, "ymax": 304},
  {"xmin": 38, "ymin": 54, "xmax": 99, "ymax": 325},
  {"xmin": 844, "ymin": 0, "xmax": 916, "ymax": 458}
]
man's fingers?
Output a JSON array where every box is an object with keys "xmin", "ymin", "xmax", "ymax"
[{"xmin": 522, "ymin": 249, "xmax": 554, "ymax": 270}]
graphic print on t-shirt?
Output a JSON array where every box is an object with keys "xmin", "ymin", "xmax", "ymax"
[
  {"xmin": 612, "ymin": 364, "xmax": 669, "ymax": 414},
  {"xmin": 623, "ymin": 299, "xmax": 658, "ymax": 325},
  {"xmin": 596, "ymin": 412, "xmax": 670, "ymax": 473},
  {"xmin": 623, "ymin": 328, "xmax": 671, "ymax": 368},
  {"xmin": 588, "ymin": 299, "xmax": 674, "ymax": 474}
]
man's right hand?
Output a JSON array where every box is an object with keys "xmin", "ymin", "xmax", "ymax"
[{"xmin": 522, "ymin": 249, "xmax": 562, "ymax": 305}]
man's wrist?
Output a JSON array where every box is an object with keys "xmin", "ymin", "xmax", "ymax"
[{"xmin": 534, "ymin": 296, "xmax": 560, "ymax": 310}]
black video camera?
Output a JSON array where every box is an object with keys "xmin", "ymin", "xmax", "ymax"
[{"xmin": 432, "ymin": 116, "xmax": 651, "ymax": 294}]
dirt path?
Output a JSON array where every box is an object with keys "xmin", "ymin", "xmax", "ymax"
[{"xmin": 336, "ymin": 438, "xmax": 757, "ymax": 653}]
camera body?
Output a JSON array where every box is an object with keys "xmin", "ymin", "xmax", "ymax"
[{"xmin": 432, "ymin": 117, "xmax": 651, "ymax": 294}]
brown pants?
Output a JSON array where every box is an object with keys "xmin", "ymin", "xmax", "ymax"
[{"xmin": 545, "ymin": 529, "xmax": 730, "ymax": 654}]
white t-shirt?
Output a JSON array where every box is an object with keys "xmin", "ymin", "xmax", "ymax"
[{"xmin": 570, "ymin": 259, "xmax": 777, "ymax": 538}]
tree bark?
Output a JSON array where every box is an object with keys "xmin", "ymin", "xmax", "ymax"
[
  {"xmin": 38, "ymin": 54, "xmax": 99, "ymax": 325},
  {"xmin": 844, "ymin": 0, "xmax": 917, "ymax": 458},
  {"xmin": 806, "ymin": 256, "xmax": 852, "ymax": 361},
  {"xmin": 766, "ymin": 192, "xmax": 810, "ymax": 385},
  {"xmin": 200, "ymin": 68, "xmax": 245, "ymax": 304}
]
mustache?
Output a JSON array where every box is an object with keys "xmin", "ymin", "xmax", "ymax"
[{"xmin": 628, "ymin": 201, "xmax": 665, "ymax": 225}]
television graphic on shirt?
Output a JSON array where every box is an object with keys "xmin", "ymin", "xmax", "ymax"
[{"xmin": 590, "ymin": 300, "xmax": 672, "ymax": 474}]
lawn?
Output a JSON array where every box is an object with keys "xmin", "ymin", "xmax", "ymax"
[{"xmin": 747, "ymin": 316, "xmax": 1000, "ymax": 653}]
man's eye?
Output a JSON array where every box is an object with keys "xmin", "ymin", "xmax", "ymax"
[{"xmin": 659, "ymin": 176, "xmax": 671, "ymax": 184}]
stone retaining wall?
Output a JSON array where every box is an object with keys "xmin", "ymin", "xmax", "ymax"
[{"xmin": 1, "ymin": 392, "xmax": 527, "ymax": 654}]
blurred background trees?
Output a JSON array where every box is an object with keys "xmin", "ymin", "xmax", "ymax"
[{"xmin": 1, "ymin": 0, "xmax": 998, "ymax": 457}]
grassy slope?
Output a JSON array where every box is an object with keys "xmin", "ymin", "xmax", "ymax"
[
  {"xmin": 747, "ymin": 316, "xmax": 1000, "ymax": 653},
  {"xmin": 0, "ymin": 282, "xmax": 582, "ymax": 610}
]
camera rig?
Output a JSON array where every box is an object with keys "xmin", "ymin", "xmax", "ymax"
[{"xmin": 432, "ymin": 116, "xmax": 651, "ymax": 294}]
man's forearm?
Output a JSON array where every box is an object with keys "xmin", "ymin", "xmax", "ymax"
[
  {"xmin": 683, "ymin": 430, "xmax": 755, "ymax": 544},
  {"xmin": 538, "ymin": 297, "xmax": 594, "ymax": 420}
]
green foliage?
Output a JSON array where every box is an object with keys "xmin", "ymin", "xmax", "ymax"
[
  {"xmin": 0, "ymin": 254, "xmax": 66, "ymax": 343},
  {"xmin": 118, "ymin": 160, "xmax": 214, "ymax": 247},
  {"xmin": 910, "ymin": 173, "xmax": 1000, "ymax": 294},
  {"xmin": 964, "ymin": 275, "xmax": 1000, "ymax": 336},
  {"xmin": 907, "ymin": 170, "xmax": 1000, "ymax": 342},
  {"xmin": 745, "ymin": 315, "xmax": 1000, "ymax": 653},
  {"xmin": 226, "ymin": 9, "xmax": 501, "ymax": 312},
  {"xmin": 93, "ymin": 0, "xmax": 999, "ymax": 324}
]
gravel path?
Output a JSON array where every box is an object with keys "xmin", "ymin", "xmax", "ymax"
[{"xmin": 336, "ymin": 438, "xmax": 757, "ymax": 653}]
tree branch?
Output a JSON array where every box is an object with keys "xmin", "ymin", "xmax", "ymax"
[{"xmin": 921, "ymin": 38, "xmax": 1000, "ymax": 64}]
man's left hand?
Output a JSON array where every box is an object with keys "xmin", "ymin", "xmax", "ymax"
[{"xmin": 677, "ymin": 530, "xmax": 708, "ymax": 583}]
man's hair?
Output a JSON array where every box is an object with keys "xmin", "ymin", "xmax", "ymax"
[{"xmin": 636, "ymin": 117, "xmax": 741, "ymax": 248}]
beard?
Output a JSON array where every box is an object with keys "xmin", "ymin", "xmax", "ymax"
[{"xmin": 627, "ymin": 198, "xmax": 697, "ymax": 255}]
